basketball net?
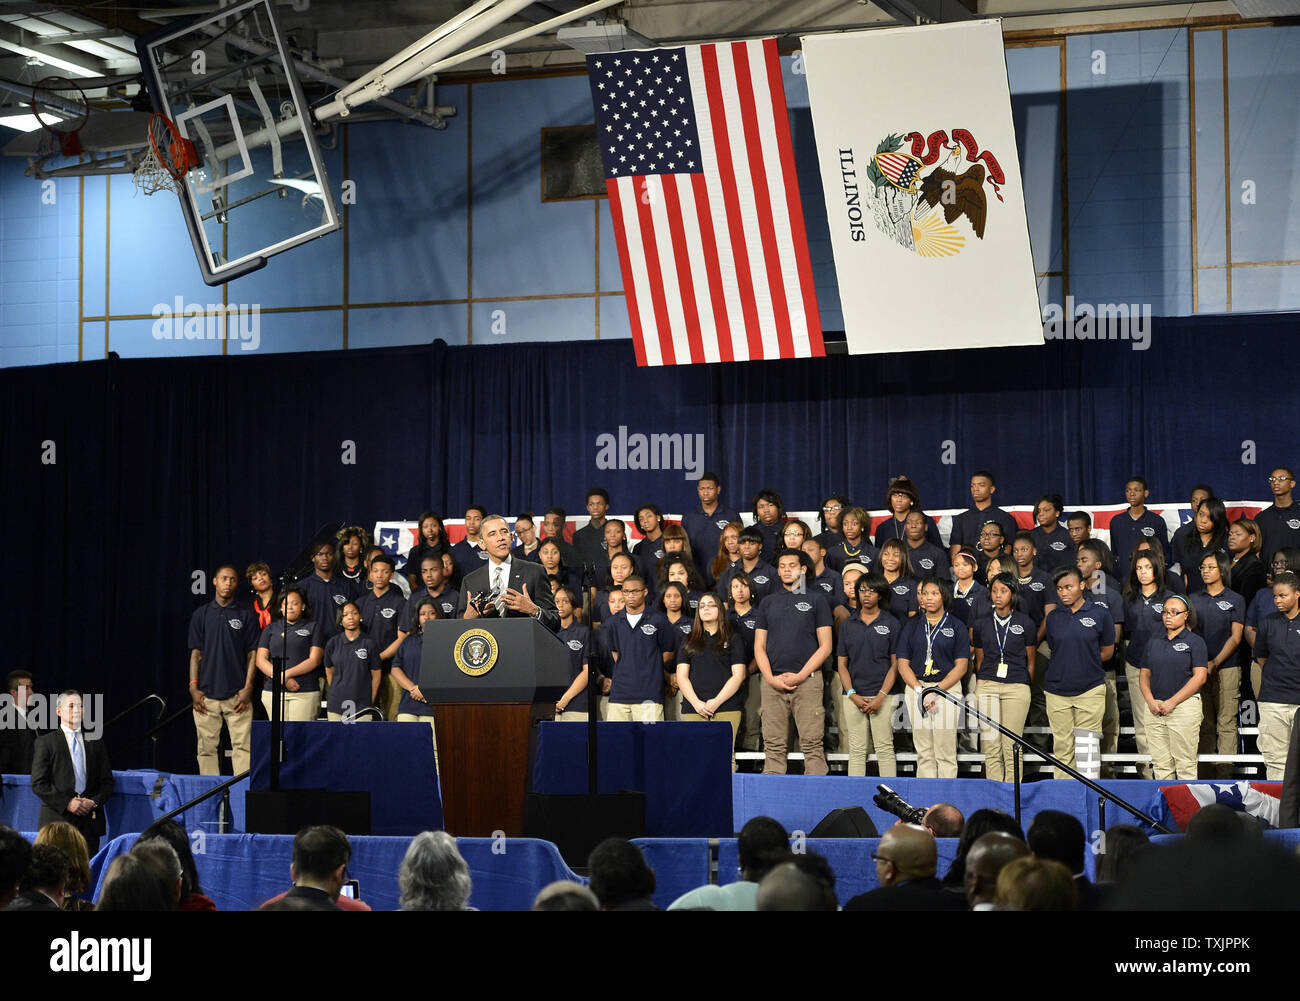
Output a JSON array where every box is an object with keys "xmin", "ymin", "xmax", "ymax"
[{"xmin": 133, "ymin": 144, "xmax": 182, "ymax": 196}]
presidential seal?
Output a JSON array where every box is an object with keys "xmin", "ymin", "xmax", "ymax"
[{"xmin": 454, "ymin": 628, "xmax": 499, "ymax": 677}]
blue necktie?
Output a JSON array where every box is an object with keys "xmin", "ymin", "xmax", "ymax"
[{"xmin": 71, "ymin": 731, "xmax": 86, "ymax": 796}]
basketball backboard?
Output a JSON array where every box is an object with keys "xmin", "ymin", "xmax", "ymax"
[{"xmin": 135, "ymin": 0, "xmax": 340, "ymax": 285}]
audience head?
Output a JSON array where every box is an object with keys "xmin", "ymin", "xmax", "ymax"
[
  {"xmin": 587, "ymin": 838, "xmax": 656, "ymax": 910},
  {"xmin": 398, "ymin": 831, "xmax": 472, "ymax": 911},
  {"xmin": 0, "ymin": 825, "xmax": 31, "ymax": 908},
  {"xmin": 1097, "ymin": 824, "xmax": 1151, "ymax": 884},
  {"xmin": 140, "ymin": 818, "xmax": 204, "ymax": 900},
  {"xmin": 737, "ymin": 816, "xmax": 789, "ymax": 883},
  {"xmin": 290, "ymin": 825, "xmax": 352, "ymax": 899},
  {"xmin": 876, "ymin": 823, "xmax": 937, "ymax": 885},
  {"xmin": 531, "ymin": 881, "xmax": 600, "ymax": 911},
  {"xmin": 97, "ymin": 852, "xmax": 176, "ymax": 911},
  {"xmin": 923, "ymin": 803, "xmax": 965, "ymax": 840},
  {"xmin": 1185, "ymin": 804, "xmax": 1264, "ymax": 846},
  {"xmin": 946, "ymin": 808, "xmax": 1024, "ymax": 884},
  {"xmin": 994, "ymin": 856, "xmax": 1077, "ymax": 911},
  {"xmin": 131, "ymin": 838, "xmax": 184, "ymax": 906},
  {"xmin": 17, "ymin": 843, "xmax": 71, "ymax": 908},
  {"xmin": 1027, "ymin": 809, "xmax": 1086, "ymax": 876},
  {"xmin": 35, "ymin": 822, "xmax": 91, "ymax": 897},
  {"xmin": 964, "ymin": 832, "xmax": 1030, "ymax": 908},
  {"xmin": 1111, "ymin": 837, "xmax": 1300, "ymax": 910},
  {"xmin": 756, "ymin": 854, "xmax": 837, "ymax": 911}
]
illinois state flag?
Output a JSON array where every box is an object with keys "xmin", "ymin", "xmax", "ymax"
[
  {"xmin": 587, "ymin": 40, "xmax": 824, "ymax": 366},
  {"xmin": 801, "ymin": 21, "xmax": 1042, "ymax": 354}
]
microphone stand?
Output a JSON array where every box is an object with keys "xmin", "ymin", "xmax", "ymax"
[
  {"xmin": 270, "ymin": 570, "xmax": 290, "ymax": 792},
  {"xmin": 582, "ymin": 561, "xmax": 599, "ymax": 796}
]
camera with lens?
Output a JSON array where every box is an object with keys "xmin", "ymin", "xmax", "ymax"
[{"xmin": 873, "ymin": 784, "xmax": 927, "ymax": 826}]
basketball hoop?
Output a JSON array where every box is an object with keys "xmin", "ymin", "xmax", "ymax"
[
  {"xmin": 31, "ymin": 75, "xmax": 89, "ymax": 157},
  {"xmin": 132, "ymin": 114, "xmax": 201, "ymax": 196}
]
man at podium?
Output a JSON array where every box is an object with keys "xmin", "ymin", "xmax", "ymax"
[{"xmin": 457, "ymin": 514, "xmax": 559, "ymax": 631}]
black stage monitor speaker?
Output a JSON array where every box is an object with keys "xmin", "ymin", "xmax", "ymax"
[
  {"xmin": 809, "ymin": 806, "xmax": 879, "ymax": 839},
  {"xmin": 245, "ymin": 789, "xmax": 372, "ymax": 835},
  {"xmin": 525, "ymin": 792, "xmax": 646, "ymax": 868}
]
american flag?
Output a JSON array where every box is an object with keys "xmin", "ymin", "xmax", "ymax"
[{"xmin": 587, "ymin": 40, "xmax": 824, "ymax": 366}]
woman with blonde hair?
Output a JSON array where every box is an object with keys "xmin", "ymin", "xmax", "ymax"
[{"xmin": 35, "ymin": 821, "xmax": 93, "ymax": 911}]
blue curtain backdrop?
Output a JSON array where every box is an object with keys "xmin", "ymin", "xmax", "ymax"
[{"xmin": 2, "ymin": 310, "xmax": 1295, "ymax": 771}]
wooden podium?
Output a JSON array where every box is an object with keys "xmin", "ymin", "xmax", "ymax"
[{"xmin": 420, "ymin": 618, "xmax": 570, "ymax": 836}]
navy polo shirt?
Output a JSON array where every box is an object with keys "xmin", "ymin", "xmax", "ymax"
[
  {"xmin": 391, "ymin": 633, "xmax": 432, "ymax": 717},
  {"xmin": 718, "ymin": 560, "xmax": 777, "ymax": 604},
  {"xmin": 591, "ymin": 589, "xmax": 619, "ymax": 627},
  {"xmin": 906, "ymin": 541, "xmax": 950, "ymax": 579},
  {"xmin": 1142, "ymin": 628, "xmax": 1208, "ymax": 702},
  {"xmin": 1044, "ymin": 600, "xmax": 1115, "ymax": 696},
  {"xmin": 667, "ymin": 615, "xmax": 694, "ymax": 650},
  {"xmin": 837, "ymin": 611, "xmax": 901, "ymax": 693},
  {"xmin": 1253, "ymin": 612, "xmax": 1300, "ymax": 704},
  {"xmin": 511, "ymin": 544, "xmax": 543, "ymax": 564},
  {"xmin": 555, "ymin": 622, "xmax": 591, "ymax": 688},
  {"xmin": 678, "ymin": 632, "xmax": 747, "ymax": 712},
  {"xmin": 813, "ymin": 528, "xmax": 843, "ymax": 553},
  {"xmin": 295, "ymin": 572, "xmax": 358, "ymax": 638},
  {"xmin": 1255, "ymin": 505, "xmax": 1300, "ymax": 562},
  {"xmin": 188, "ymin": 599, "xmax": 260, "ymax": 700},
  {"xmin": 607, "ymin": 609, "xmax": 677, "ymax": 703},
  {"xmin": 682, "ymin": 506, "xmax": 742, "ymax": 574},
  {"xmin": 589, "ymin": 624, "xmax": 617, "ymax": 681},
  {"xmin": 406, "ymin": 541, "xmax": 449, "ymax": 577},
  {"xmin": 326, "ymin": 631, "xmax": 381, "ymax": 716},
  {"xmin": 1084, "ymin": 575, "xmax": 1125, "ymax": 668},
  {"xmin": 1109, "ymin": 510, "xmax": 1170, "ymax": 577},
  {"xmin": 1014, "ymin": 570, "xmax": 1054, "ymax": 628},
  {"xmin": 755, "ymin": 589, "xmax": 833, "ymax": 675},
  {"xmin": 949, "ymin": 581, "xmax": 987, "ymax": 627},
  {"xmin": 729, "ymin": 609, "xmax": 759, "ymax": 661},
  {"xmin": 964, "ymin": 587, "xmax": 993, "ymax": 626},
  {"xmin": 949, "ymin": 506, "xmax": 1020, "ymax": 552},
  {"xmin": 971, "ymin": 610, "xmax": 1036, "ymax": 685},
  {"xmin": 750, "ymin": 521, "xmax": 782, "ymax": 564},
  {"xmin": 812, "ymin": 569, "xmax": 847, "ymax": 610},
  {"xmin": 885, "ymin": 577, "xmax": 919, "ymax": 619},
  {"xmin": 339, "ymin": 563, "xmax": 367, "ymax": 592},
  {"xmin": 874, "ymin": 516, "xmax": 943, "ymax": 550},
  {"xmin": 825, "ymin": 539, "xmax": 879, "ymax": 574},
  {"xmin": 359, "ymin": 586, "xmax": 407, "ymax": 656},
  {"xmin": 1031, "ymin": 525, "xmax": 1076, "ymax": 571},
  {"xmin": 258, "ymin": 617, "xmax": 326, "ymax": 690},
  {"xmin": 404, "ymin": 586, "xmax": 459, "ymax": 631},
  {"xmin": 1190, "ymin": 588, "xmax": 1244, "ymax": 663},
  {"xmin": 451, "ymin": 539, "xmax": 490, "ymax": 580},
  {"xmin": 898, "ymin": 613, "xmax": 969, "ymax": 685},
  {"xmin": 1173, "ymin": 529, "xmax": 1228, "ymax": 594},
  {"xmin": 1246, "ymin": 587, "xmax": 1278, "ymax": 630},
  {"xmin": 1123, "ymin": 589, "xmax": 1174, "ymax": 668},
  {"xmin": 634, "ymin": 537, "xmax": 666, "ymax": 583}
]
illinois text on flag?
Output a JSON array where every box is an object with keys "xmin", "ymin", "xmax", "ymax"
[{"xmin": 587, "ymin": 40, "xmax": 824, "ymax": 366}]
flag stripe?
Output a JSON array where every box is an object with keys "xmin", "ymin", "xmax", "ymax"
[
  {"xmin": 698, "ymin": 43, "xmax": 764, "ymax": 362},
  {"xmin": 659, "ymin": 175, "xmax": 707, "ymax": 364},
  {"xmin": 687, "ymin": 173, "xmax": 732, "ymax": 363},
  {"xmin": 760, "ymin": 37, "xmax": 824, "ymax": 356},
  {"xmin": 632, "ymin": 176, "xmax": 678, "ymax": 366},
  {"xmin": 606, "ymin": 179, "xmax": 651, "ymax": 366},
  {"xmin": 729, "ymin": 40, "xmax": 794, "ymax": 360},
  {"xmin": 646, "ymin": 174, "xmax": 694, "ymax": 364}
]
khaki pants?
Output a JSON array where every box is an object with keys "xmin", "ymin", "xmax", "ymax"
[
  {"xmin": 740, "ymin": 676, "xmax": 763, "ymax": 751},
  {"xmin": 1045, "ymin": 684, "xmax": 1106, "ymax": 778},
  {"xmin": 1257, "ymin": 701, "xmax": 1299, "ymax": 780},
  {"xmin": 260, "ymin": 688, "xmax": 321, "ymax": 722},
  {"xmin": 556, "ymin": 710, "xmax": 590, "ymax": 722},
  {"xmin": 1198, "ymin": 666, "xmax": 1240, "ymax": 779},
  {"xmin": 760, "ymin": 673, "xmax": 826, "ymax": 775},
  {"xmin": 681, "ymin": 710, "xmax": 742, "ymax": 770},
  {"xmin": 194, "ymin": 694, "xmax": 253, "ymax": 776},
  {"xmin": 1101, "ymin": 674, "xmax": 1120, "ymax": 779},
  {"xmin": 663, "ymin": 690, "xmax": 684, "ymax": 721},
  {"xmin": 606, "ymin": 702, "xmax": 665, "ymax": 722},
  {"xmin": 974, "ymin": 680, "xmax": 1031, "ymax": 782},
  {"xmin": 396, "ymin": 713, "xmax": 439, "ymax": 771},
  {"xmin": 904, "ymin": 686, "xmax": 959, "ymax": 779},
  {"xmin": 824, "ymin": 671, "xmax": 848, "ymax": 753},
  {"xmin": 377, "ymin": 673, "xmax": 402, "ymax": 721},
  {"xmin": 1124, "ymin": 664, "xmax": 1153, "ymax": 779},
  {"xmin": 840, "ymin": 694, "xmax": 898, "ymax": 777},
  {"xmin": 326, "ymin": 712, "xmax": 372, "ymax": 722},
  {"xmin": 1146, "ymin": 695, "xmax": 1201, "ymax": 780}
]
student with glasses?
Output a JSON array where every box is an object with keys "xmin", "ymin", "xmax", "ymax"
[
  {"xmin": 604, "ymin": 576, "xmax": 677, "ymax": 722},
  {"xmin": 815, "ymin": 494, "xmax": 852, "ymax": 553},
  {"xmin": 897, "ymin": 577, "xmax": 969, "ymax": 778},
  {"xmin": 677, "ymin": 593, "xmax": 748, "ymax": 762},
  {"xmin": 1138, "ymin": 594, "xmax": 1208, "ymax": 780},
  {"xmin": 1256, "ymin": 468, "xmax": 1300, "ymax": 562}
]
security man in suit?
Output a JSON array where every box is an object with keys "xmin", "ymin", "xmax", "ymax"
[
  {"xmin": 457, "ymin": 514, "xmax": 559, "ymax": 631},
  {"xmin": 30, "ymin": 690, "xmax": 114, "ymax": 856},
  {"xmin": 0, "ymin": 670, "xmax": 41, "ymax": 774}
]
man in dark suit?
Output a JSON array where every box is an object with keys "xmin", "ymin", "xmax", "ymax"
[
  {"xmin": 1027, "ymin": 808, "xmax": 1108, "ymax": 910},
  {"xmin": 456, "ymin": 514, "xmax": 559, "ymax": 631},
  {"xmin": 1279, "ymin": 706, "xmax": 1300, "ymax": 828},
  {"xmin": 0, "ymin": 670, "xmax": 41, "ymax": 774},
  {"xmin": 30, "ymin": 690, "xmax": 114, "ymax": 856},
  {"xmin": 4, "ymin": 844, "xmax": 70, "ymax": 911},
  {"xmin": 844, "ymin": 824, "xmax": 968, "ymax": 911}
]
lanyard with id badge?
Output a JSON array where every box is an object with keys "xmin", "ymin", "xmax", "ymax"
[
  {"xmin": 992, "ymin": 614, "xmax": 1013, "ymax": 679},
  {"xmin": 922, "ymin": 614, "xmax": 950, "ymax": 679}
]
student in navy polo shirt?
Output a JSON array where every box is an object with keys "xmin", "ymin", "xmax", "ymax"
[
  {"xmin": 1190, "ymin": 552, "xmax": 1244, "ymax": 778},
  {"xmin": 1169, "ymin": 484, "xmax": 1213, "ymax": 566},
  {"xmin": 358, "ymin": 554, "xmax": 409, "ymax": 720},
  {"xmin": 325, "ymin": 601, "xmax": 381, "ymax": 722},
  {"xmin": 711, "ymin": 522, "xmax": 743, "ymax": 594},
  {"xmin": 754, "ymin": 549, "xmax": 834, "ymax": 775},
  {"xmin": 512, "ymin": 512, "xmax": 542, "ymax": 563},
  {"xmin": 1030, "ymin": 494, "xmax": 1076, "ymax": 572},
  {"xmin": 1010, "ymin": 533, "xmax": 1055, "ymax": 642},
  {"xmin": 874, "ymin": 476, "xmax": 943, "ymax": 549},
  {"xmin": 904, "ymin": 510, "xmax": 950, "ymax": 581},
  {"xmin": 825, "ymin": 506, "xmax": 879, "ymax": 574},
  {"xmin": 836, "ymin": 574, "xmax": 902, "ymax": 777},
  {"xmin": 391, "ymin": 598, "xmax": 438, "ymax": 757},
  {"xmin": 814, "ymin": 493, "xmax": 852, "ymax": 553},
  {"xmin": 1174, "ymin": 497, "xmax": 1229, "ymax": 595},
  {"xmin": 1252, "ymin": 572, "xmax": 1300, "ymax": 778},
  {"xmin": 1077, "ymin": 540, "xmax": 1125, "ymax": 776},
  {"xmin": 751, "ymin": 488, "xmax": 787, "ymax": 563},
  {"xmin": 1044, "ymin": 567, "xmax": 1115, "ymax": 777},
  {"xmin": 295, "ymin": 541, "xmax": 358, "ymax": 640},
  {"xmin": 728, "ymin": 574, "xmax": 762, "ymax": 752},
  {"xmin": 950, "ymin": 549, "xmax": 988, "ymax": 629},
  {"xmin": 591, "ymin": 587, "xmax": 626, "ymax": 720},
  {"xmin": 256, "ymin": 586, "xmax": 326, "ymax": 721},
  {"xmin": 1227, "ymin": 518, "xmax": 1267, "ymax": 610},
  {"xmin": 572, "ymin": 488, "xmax": 612, "ymax": 568},
  {"xmin": 970, "ymin": 572, "xmax": 1036, "ymax": 781},
  {"xmin": 337, "ymin": 526, "xmax": 370, "ymax": 593},
  {"xmin": 802, "ymin": 537, "xmax": 848, "ymax": 624},
  {"xmin": 405, "ymin": 512, "xmax": 449, "ymax": 592},
  {"xmin": 604, "ymin": 575, "xmax": 677, "ymax": 721},
  {"xmin": 405, "ymin": 554, "xmax": 459, "ymax": 632},
  {"xmin": 682, "ymin": 472, "xmax": 742, "ymax": 588},
  {"xmin": 541, "ymin": 507, "xmax": 579, "ymax": 568},
  {"xmin": 718, "ymin": 526, "xmax": 776, "ymax": 604},
  {"xmin": 948, "ymin": 471, "xmax": 1018, "ymax": 563},
  {"xmin": 601, "ymin": 519, "xmax": 635, "ymax": 586},
  {"xmin": 538, "ymin": 539, "xmax": 582, "ymax": 604},
  {"xmin": 878, "ymin": 540, "xmax": 919, "ymax": 620},
  {"xmin": 552, "ymin": 588, "xmax": 593, "ymax": 720},
  {"xmin": 632, "ymin": 504, "xmax": 666, "ymax": 583},
  {"xmin": 1109, "ymin": 478, "xmax": 1171, "ymax": 578},
  {"xmin": 1138, "ymin": 594, "xmax": 1208, "ymax": 780},
  {"xmin": 661, "ymin": 557, "xmax": 706, "ymax": 615},
  {"xmin": 1256, "ymin": 468, "xmax": 1300, "ymax": 562},
  {"xmin": 1066, "ymin": 510, "xmax": 1092, "ymax": 551},
  {"xmin": 677, "ymin": 593, "xmax": 748, "ymax": 760},
  {"xmin": 659, "ymin": 582, "xmax": 694, "ymax": 717},
  {"xmin": 188, "ymin": 565, "xmax": 260, "ymax": 775},
  {"xmin": 1122, "ymin": 548, "xmax": 1179, "ymax": 778},
  {"xmin": 451, "ymin": 505, "xmax": 490, "ymax": 582},
  {"xmin": 657, "ymin": 523, "xmax": 702, "ymax": 579},
  {"xmin": 592, "ymin": 553, "xmax": 636, "ymax": 626},
  {"xmin": 974, "ymin": 521, "xmax": 1008, "ymax": 579},
  {"xmin": 896, "ymin": 577, "xmax": 969, "ymax": 778}
]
